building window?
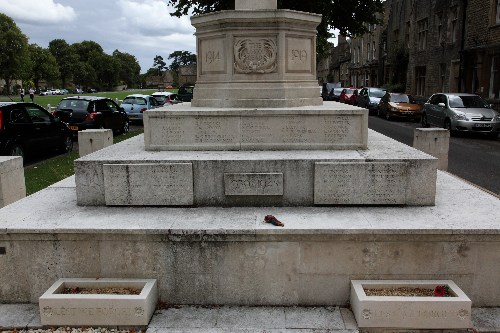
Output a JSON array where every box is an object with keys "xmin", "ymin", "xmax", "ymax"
[
  {"xmin": 417, "ymin": 18, "xmax": 428, "ymax": 51},
  {"xmin": 367, "ymin": 43, "xmax": 370, "ymax": 61},
  {"xmin": 439, "ymin": 63, "xmax": 446, "ymax": 92},
  {"xmin": 394, "ymin": 29, "xmax": 400, "ymax": 43},
  {"xmin": 358, "ymin": 46, "xmax": 361, "ymax": 63},
  {"xmin": 449, "ymin": 6, "xmax": 458, "ymax": 43},
  {"xmin": 490, "ymin": 55, "xmax": 500, "ymax": 98},
  {"xmin": 405, "ymin": 21, "xmax": 411, "ymax": 47},
  {"xmin": 372, "ymin": 42, "xmax": 376, "ymax": 60},
  {"xmin": 496, "ymin": 0, "xmax": 500, "ymax": 24},
  {"xmin": 415, "ymin": 66, "xmax": 426, "ymax": 96},
  {"xmin": 436, "ymin": 12, "xmax": 443, "ymax": 45}
]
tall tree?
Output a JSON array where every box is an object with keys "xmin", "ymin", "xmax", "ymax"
[
  {"xmin": 167, "ymin": 51, "xmax": 196, "ymax": 86},
  {"xmin": 153, "ymin": 55, "xmax": 166, "ymax": 76},
  {"xmin": 0, "ymin": 13, "xmax": 30, "ymax": 94},
  {"xmin": 29, "ymin": 44, "xmax": 60, "ymax": 91},
  {"xmin": 49, "ymin": 39, "xmax": 78, "ymax": 88},
  {"xmin": 113, "ymin": 50, "xmax": 141, "ymax": 88},
  {"xmin": 166, "ymin": 0, "xmax": 385, "ymax": 57}
]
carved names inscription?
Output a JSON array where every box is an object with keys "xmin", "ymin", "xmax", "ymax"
[
  {"xmin": 234, "ymin": 37, "xmax": 277, "ymax": 73},
  {"xmin": 103, "ymin": 163, "xmax": 193, "ymax": 206},
  {"xmin": 224, "ymin": 173, "xmax": 283, "ymax": 196},
  {"xmin": 286, "ymin": 37, "xmax": 313, "ymax": 73},
  {"xmin": 200, "ymin": 37, "xmax": 226, "ymax": 74},
  {"xmin": 314, "ymin": 162, "xmax": 407, "ymax": 205}
]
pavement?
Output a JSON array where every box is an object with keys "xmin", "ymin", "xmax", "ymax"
[{"xmin": 1, "ymin": 304, "xmax": 500, "ymax": 332}]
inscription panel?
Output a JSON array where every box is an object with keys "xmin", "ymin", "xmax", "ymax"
[
  {"xmin": 234, "ymin": 37, "xmax": 277, "ymax": 74},
  {"xmin": 286, "ymin": 36, "xmax": 313, "ymax": 73},
  {"xmin": 200, "ymin": 37, "xmax": 226, "ymax": 74},
  {"xmin": 103, "ymin": 163, "xmax": 193, "ymax": 206},
  {"xmin": 224, "ymin": 173, "xmax": 283, "ymax": 196},
  {"xmin": 314, "ymin": 162, "xmax": 407, "ymax": 205},
  {"xmin": 240, "ymin": 115, "xmax": 362, "ymax": 147}
]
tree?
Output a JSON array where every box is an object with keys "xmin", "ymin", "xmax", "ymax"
[
  {"xmin": 29, "ymin": 44, "xmax": 60, "ymax": 91},
  {"xmin": 113, "ymin": 50, "xmax": 141, "ymax": 88},
  {"xmin": 49, "ymin": 39, "xmax": 78, "ymax": 88},
  {"xmin": 166, "ymin": 0, "xmax": 385, "ymax": 58},
  {"xmin": 167, "ymin": 51, "xmax": 196, "ymax": 86},
  {"xmin": 153, "ymin": 55, "xmax": 166, "ymax": 76},
  {"xmin": 0, "ymin": 13, "xmax": 30, "ymax": 94}
]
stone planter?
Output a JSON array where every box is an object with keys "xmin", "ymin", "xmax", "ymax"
[
  {"xmin": 39, "ymin": 278, "xmax": 157, "ymax": 327},
  {"xmin": 350, "ymin": 280, "xmax": 471, "ymax": 329}
]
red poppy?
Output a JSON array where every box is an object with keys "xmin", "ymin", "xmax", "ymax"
[{"xmin": 434, "ymin": 285, "xmax": 445, "ymax": 297}]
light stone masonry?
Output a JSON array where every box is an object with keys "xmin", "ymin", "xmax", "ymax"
[
  {"xmin": 235, "ymin": 0, "xmax": 277, "ymax": 10},
  {"xmin": 0, "ymin": 156, "xmax": 25, "ymax": 208},
  {"xmin": 413, "ymin": 128, "xmax": 450, "ymax": 170},
  {"xmin": 78, "ymin": 129, "xmax": 113, "ymax": 157}
]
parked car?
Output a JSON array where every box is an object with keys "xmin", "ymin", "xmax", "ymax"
[
  {"xmin": 177, "ymin": 85, "xmax": 194, "ymax": 102},
  {"xmin": 339, "ymin": 88, "xmax": 359, "ymax": 105},
  {"xmin": 378, "ymin": 93, "xmax": 422, "ymax": 121},
  {"xmin": 321, "ymin": 83, "xmax": 338, "ymax": 101},
  {"xmin": 421, "ymin": 93, "xmax": 500, "ymax": 137},
  {"xmin": 152, "ymin": 92, "xmax": 181, "ymax": 105},
  {"xmin": 39, "ymin": 90, "xmax": 51, "ymax": 96},
  {"xmin": 0, "ymin": 102, "xmax": 73, "ymax": 159},
  {"xmin": 357, "ymin": 87, "xmax": 387, "ymax": 115},
  {"xmin": 328, "ymin": 87, "xmax": 344, "ymax": 102},
  {"xmin": 120, "ymin": 94, "xmax": 161, "ymax": 123},
  {"xmin": 53, "ymin": 96, "xmax": 129, "ymax": 135}
]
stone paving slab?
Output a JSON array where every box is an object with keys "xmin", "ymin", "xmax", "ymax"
[{"xmin": 1, "ymin": 305, "xmax": 499, "ymax": 332}]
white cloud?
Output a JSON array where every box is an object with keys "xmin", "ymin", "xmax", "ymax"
[
  {"xmin": 118, "ymin": 0, "xmax": 194, "ymax": 36},
  {"xmin": 0, "ymin": 0, "xmax": 76, "ymax": 24}
]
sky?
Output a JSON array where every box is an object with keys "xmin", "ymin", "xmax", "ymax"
[{"xmin": 0, "ymin": 0, "xmax": 197, "ymax": 73}]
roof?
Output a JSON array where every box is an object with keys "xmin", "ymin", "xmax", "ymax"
[
  {"xmin": 124, "ymin": 94, "xmax": 151, "ymax": 98},
  {"xmin": 62, "ymin": 96, "xmax": 109, "ymax": 101},
  {"xmin": 151, "ymin": 92, "xmax": 174, "ymax": 96}
]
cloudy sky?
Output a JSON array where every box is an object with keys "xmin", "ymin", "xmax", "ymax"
[{"xmin": 1, "ymin": 0, "xmax": 196, "ymax": 73}]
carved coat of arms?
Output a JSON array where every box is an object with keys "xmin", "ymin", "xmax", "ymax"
[{"xmin": 234, "ymin": 38, "xmax": 277, "ymax": 74}]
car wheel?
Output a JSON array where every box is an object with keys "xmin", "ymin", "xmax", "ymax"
[
  {"xmin": 385, "ymin": 112, "xmax": 391, "ymax": 121},
  {"xmin": 444, "ymin": 119, "xmax": 456, "ymax": 136},
  {"xmin": 121, "ymin": 120, "xmax": 129, "ymax": 134},
  {"xmin": 9, "ymin": 144, "xmax": 24, "ymax": 159},
  {"xmin": 421, "ymin": 113, "xmax": 430, "ymax": 127}
]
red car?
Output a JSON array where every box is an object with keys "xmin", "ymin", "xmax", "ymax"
[{"xmin": 339, "ymin": 88, "xmax": 359, "ymax": 105}]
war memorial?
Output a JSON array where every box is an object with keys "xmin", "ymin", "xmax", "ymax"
[{"xmin": 0, "ymin": 0, "xmax": 499, "ymax": 330}]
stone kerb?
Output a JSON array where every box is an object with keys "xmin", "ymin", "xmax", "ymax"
[
  {"xmin": 0, "ymin": 156, "xmax": 26, "ymax": 208},
  {"xmin": 350, "ymin": 280, "xmax": 472, "ymax": 329},
  {"xmin": 39, "ymin": 278, "xmax": 158, "ymax": 327},
  {"xmin": 413, "ymin": 128, "xmax": 450, "ymax": 171},
  {"xmin": 78, "ymin": 129, "xmax": 113, "ymax": 157}
]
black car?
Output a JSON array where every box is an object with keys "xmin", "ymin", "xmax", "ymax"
[
  {"xmin": 0, "ymin": 102, "xmax": 73, "ymax": 159},
  {"xmin": 54, "ymin": 96, "xmax": 129, "ymax": 135},
  {"xmin": 177, "ymin": 85, "xmax": 194, "ymax": 102}
]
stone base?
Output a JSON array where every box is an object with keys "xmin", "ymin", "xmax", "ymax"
[
  {"xmin": 144, "ymin": 102, "xmax": 368, "ymax": 151},
  {"xmin": 39, "ymin": 278, "xmax": 157, "ymax": 327},
  {"xmin": 75, "ymin": 130, "xmax": 437, "ymax": 206},
  {"xmin": 0, "ymin": 172, "xmax": 499, "ymax": 306},
  {"xmin": 350, "ymin": 280, "xmax": 471, "ymax": 329}
]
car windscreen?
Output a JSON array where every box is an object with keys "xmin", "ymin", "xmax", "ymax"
[
  {"xmin": 448, "ymin": 95, "xmax": 489, "ymax": 108},
  {"xmin": 391, "ymin": 95, "xmax": 415, "ymax": 103},
  {"xmin": 344, "ymin": 89, "xmax": 355, "ymax": 94},
  {"xmin": 57, "ymin": 99, "xmax": 90, "ymax": 111},
  {"xmin": 123, "ymin": 97, "xmax": 147, "ymax": 105},
  {"xmin": 370, "ymin": 90, "xmax": 386, "ymax": 98}
]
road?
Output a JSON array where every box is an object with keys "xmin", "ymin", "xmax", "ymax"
[{"xmin": 368, "ymin": 115, "xmax": 500, "ymax": 196}]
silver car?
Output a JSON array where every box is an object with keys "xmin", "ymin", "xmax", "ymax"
[{"xmin": 422, "ymin": 93, "xmax": 500, "ymax": 137}]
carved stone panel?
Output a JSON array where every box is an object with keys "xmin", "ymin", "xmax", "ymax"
[
  {"xmin": 314, "ymin": 162, "xmax": 407, "ymax": 205},
  {"xmin": 234, "ymin": 37, "xmax": 277, "ymax": 74},
  {"xmin": 224, "ymin": 173, "xmax": 283, "ymax": 195},
  {"xmin": 200, "ymin": 37, "xmax": 226, "ymax": 74},
  {"xmin": 286, "ymin": 36, "xmax": 313, "ymax": 73}
]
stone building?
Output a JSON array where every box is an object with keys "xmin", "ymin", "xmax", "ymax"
[
  {"xmin": 349, "ymin": 22, "xmax": 383, "ymax": 88},
  {"xmin": 330, "ymin": 36, "xmax": 352, "ymax": 87},
  {"xmin": 461, "ymin": 0, "xmax": 500, "ymax": 101}
]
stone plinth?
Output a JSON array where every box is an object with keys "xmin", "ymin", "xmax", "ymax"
[
  {"xmin": 74, "ymin": 130, "xmax": 436, "ymax": 207},
  {"xmin": 191, "ymin": 9, "xmax": 322, "ymax": 108},
  {"xmin": 144, "ymin": 103, "xmax": 368, "ymax": 151},
  {"xmin": 0, "ymin": 156, "xmax": 25, "ymax": 208},
  {"xmin": 235, "ymin": 0, "xmax": 276, "ymax": 10},
  {"xmin": 39, "ymin": 278, "xmax": 157, "ymax": 326},
  {"xmin": 413, "ymin": 128, "xmax": 450, "ymax": 171},
  {"xmin": 78, "ymin": 129, "xmax": 113, "ymax": 157},
  {"xmin": 350, "ymin": 280, "xmax": 471, "ymax": 329}
]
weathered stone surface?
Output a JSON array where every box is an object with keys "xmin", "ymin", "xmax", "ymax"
[
  {"xmin": 413, "ymin": 128, "xmax": 450, "ymax": 171},
  {"xmin": 314, "ymin": 162, "xmax": 407, "ymax": 205},
  {"xmin": 78, "ymin": 129, "xmax": 113, "ymax": 157},
  {"xmin": 103, "ymin": 163, "xmax": 194, "ymax": 206},
  {"xmin": 0, "ymin": 156, "xmax": 25, "ymax": 208},
  {"xmin": 235, "ymin": 0, "xmax": 277, "ymax": 10},
  {"xmin": 224, "ymin": 173, "xmax": 283, "ymax": 196},
  {"xmin": 350, "ymin": 280, "xmax": 472, "ymax": 329},
  {"xmin": 144, "ymin": 104, "xmax": 368, "ymax": 151},
  {"xmin": 39, "ymin": 278, "xmax": 157, "ymax": 326}
]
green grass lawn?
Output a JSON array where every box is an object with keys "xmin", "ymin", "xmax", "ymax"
[
  {"xmin": 0, "ymin": 89, "xmax": 176, "ymax": 108},
  {"xmin": 24, "ymin": 129, "xmax": 144, "ymax": 196}
]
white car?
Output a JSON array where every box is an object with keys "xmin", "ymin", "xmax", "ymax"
[{"xmin": 151, "ymin": 91, "xmax": 181, "ymax": 105}]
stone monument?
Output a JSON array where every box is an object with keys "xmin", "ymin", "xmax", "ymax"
[{"xmin": 75, "ymin": 0, "xmax": 437, "ymax": 207}]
